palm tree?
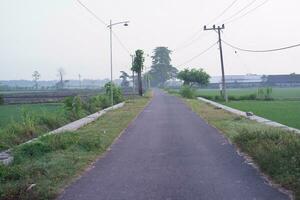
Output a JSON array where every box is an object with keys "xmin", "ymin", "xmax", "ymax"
[{"xmin": 132, "ymin": 50, "xmax": 145, "ymax": 96}]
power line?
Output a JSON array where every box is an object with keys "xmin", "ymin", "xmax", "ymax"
[
  {"xmin": 219, "ymin": 0, "xmax": 257, "ymax": 24},
  {"xmin": 112, "ymin": 31, "xmax": 131, "ymax": 55},
  {"xmin": 76, "ymin": 0, "xmax": 108, "ymax": 26},
  {"xmin": 225, "ymin": 0, "xmax": 269, "ymax": 24},
  {"xmin": 173, "ymin": 0, "xmax": 238, "ymax": 52},
  {"xmin": 76, "ymin": 0, "xmax": 131, "ymax": 56},
  {"xmin": 175, "ymin": 41, "xmax": 218, "ymax": 68},
  {"xmin": 207, "ymin": 0, "xmax": 238, "ymax": 25},
  {"xmin": 223, "ymin": 40, "xmax": 300, "ymax": 53},
  {"xmin": 173, "ymin": 32, "xmax": 206, "ymax": 53}
]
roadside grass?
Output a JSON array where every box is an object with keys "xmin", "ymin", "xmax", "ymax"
[
  {"xmin": 224, "ymin": 100, "xmax": 300, "ymax": 129},
  {"xmin": 184, "ymin": 99, "xmax": 300, "ymax": 199},
  {"xmin": 0, "ymin": 95, "xmax": 151, "ymax": 200}
]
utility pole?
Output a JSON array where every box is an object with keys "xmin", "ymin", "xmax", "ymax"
[
  {"xmin": 204, "ymin": 24, "xmax": 228, "ymax": 102},
  {"xmin": 78, "ymin": 74, "xmax": 82, "ymax": 89},
  {"xmin": 131, "ymin": 54, "xmax": 135, "ymax": 95}
]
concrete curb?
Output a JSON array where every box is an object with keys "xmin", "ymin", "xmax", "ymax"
[
  {"xmin": 0, "ymin": 102, "xmax": 125, "ymax": 165},
  {"xmin": 197, "ymin": 97, "xmax": 300, "ymax": 134}
]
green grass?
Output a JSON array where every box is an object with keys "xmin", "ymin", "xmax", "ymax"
[
  {"xmin": 0, "ymin": 96, "xmax": 151, "ymax": 200},
  {"xmin": 0, "ymin": 104, "xmax": 63, "ymax": 128},
  {"xmin": 184, "ymin": 99, "xmax": 300, "ymax": 199},
  {"xmin": 224, "ymin": 100, "xmax": 300, "ymax": 129},
  {"xmin": 197, "ymin": 87, "xmax": 300, "ymax": 100}
]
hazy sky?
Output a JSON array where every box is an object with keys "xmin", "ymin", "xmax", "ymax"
[{"xmin": 0, "ymin": 0, "xmax": 299, "ymax": 80}]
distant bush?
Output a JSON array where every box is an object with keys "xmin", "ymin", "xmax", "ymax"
[
  {"xmin": 37, "ymin": 110, "xmax": 67, "ymax": 130},
  {"xmin": 83, "ymin": 95, "xmax": 111, "ymax": 113},
  {"xmin": 214, "ymin": 95, "xmax": 223, "ymax": 101},
  {"xmin": 104, "ymin": 82, "xmax": 124, "ymax": 104},
  {"xmin": 257, "ymin": 87, "xmax": 274, "ymax": 101},
  {"xmin": 238, "ymin": 94, "xmax": 257, "ymax": 101},
  {"xmin": 0, "ymin": 94, "xmax": 3, "ymax": 105},
  {"xmin": 64, "ymin": 96, "xmax": 86, "ymax": 120},
  {"xmin": 198, "ymin": 95, "xmax": 214, "ymax": 100},
  {"xmin": 179, "ymin": 86, "xmax": 196, "ymax": 99}
]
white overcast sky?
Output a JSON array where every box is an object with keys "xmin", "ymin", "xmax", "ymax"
[{"xmin": 0, "ymin": 0, "xmax": 299, "ymax": 80}]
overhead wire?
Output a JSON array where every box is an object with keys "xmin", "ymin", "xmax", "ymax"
[
  {"xmin": 219, "ymin": 0, "xmax": 257, "ymax": 24},
  {"xmin": 222, "ymin": 40, "xmax": 300, "ymax": 53},
  {"xmin": 76, "ymin": 0, "xmax": 132, "ymax": 56},
  {"xmin": 225, "ymin": 0, "xmax": 269, "ymax": 24},
  {"xmin": 175, "ymin": 41, "xmax": 218, "ymax": 68},
  {"xmin": 112, "ymin": 31, "xmax": 131, "ymax": 56},
  {"xmin": 172, "ymin": 0, "xmax": 238, "ymax": 53},
  {"xmin": 76, "ymin": 0, "xmax": 108, "ymax": 26},
  {"xmin": 207, "ymin": 0, "xmax": 239, "ymax": 25}
]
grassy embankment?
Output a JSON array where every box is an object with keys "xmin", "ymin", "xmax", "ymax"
[
  {"xmin": 184, "ymin": 99, "xmax": 300, "ymax": 199},
  {"xmin": 0, "ymin": 95, "xmax": 151, "ymax": 200}
]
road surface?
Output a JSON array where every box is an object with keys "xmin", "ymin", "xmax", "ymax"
[{"xmin": 58, "ymin": 90, "xmax": 289, "ymax": 200}]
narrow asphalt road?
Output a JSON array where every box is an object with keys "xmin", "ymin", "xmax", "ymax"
[{"xmin": 58, "ymin": 90, "xmax": 289, "ymax": 200}]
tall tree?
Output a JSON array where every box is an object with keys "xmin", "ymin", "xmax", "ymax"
[
  {"xmin": 119, "ymin": 71, "xmax": 130, "ymax": 87},
  {"xmin": 32, "ymin": 70, "xmax": 41, "ymax": 89},
  {"xmin": 57, "ymin": 67, "xmax": 66, "ymax": 89},
  {"xmin": 177, "ymin": 68, "xmax": 210, "ymax": 87},
  {"xmin": 149, "ymin": 47, "xmax": 178, "ymax": 86},
  {"xmin": 132, "ymin": 50, "xmax": 145, "ymax": 96}
]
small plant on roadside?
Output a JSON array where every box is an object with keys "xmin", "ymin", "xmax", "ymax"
[
  {"xmin": 64, "ymin": 96, "xmax": 86, "ymax": 120},
  {"xmin": 104, "ymin": 82, "xmax": 124, "ymax": 104},
  {"xmin": 179, "ymin": 85, "xmax": 196, "ymax": 99},
  {"xmin": 20, "ymin": 108, "xmax": 37, "ymax": 138}
]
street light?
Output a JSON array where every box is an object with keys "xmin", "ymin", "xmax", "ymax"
[{"xmin": 107, "ymin": 20, "xmax": 130, "ymax": 106}]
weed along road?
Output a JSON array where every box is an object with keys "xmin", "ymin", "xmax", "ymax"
[{"xmin": 58, "ymin": 90, "xmax": 289, "ymax": 200}]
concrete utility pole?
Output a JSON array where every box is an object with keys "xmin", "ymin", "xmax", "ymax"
[
  {"xmin": 78, "ymin": 74, "xmax": 82, "ymax": 89},
  {"xmin": 131, "ymin": 54, "xmax": 135, "ymax": 95},
  {"xmin": 204, "ymin": 24, "xmax": 228, "ymax": 102}
]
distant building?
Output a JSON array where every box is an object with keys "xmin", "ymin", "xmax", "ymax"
[
  {"xmin": 266, "ymin": 74, "xmax": 300, "ymax": 87},
  {"xmin": 209, "ymin": 74, "xmax": 263, "ymax": 88}
]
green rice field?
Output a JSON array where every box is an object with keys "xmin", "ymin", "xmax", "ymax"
[
  {"xmin": 0, "ymin": 103, "xmax": 63, "ymax": 128},
  {"xmin": 224, "ymin": 100, "xmax": 300, "ymax": 129},
  {"xmin": 197, "ymin": 87, "xmax": 300, "ymax": 100}
]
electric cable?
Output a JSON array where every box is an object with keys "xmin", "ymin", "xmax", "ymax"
[
  {"xmin": 223, "ymin": 40, "xmax": 300, "ymax": 53},
  {"xmin": 175, "ymin": 41, "xmax": 218, "ymax": 68}
]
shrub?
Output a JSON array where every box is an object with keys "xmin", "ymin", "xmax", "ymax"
[
  {"xmin": 179, "ymin": 85, "xmax": 195, "ymax": 99},
  {"xmin": 214, "ymin": 95, "xmax": 223, "ymax": 101},
  {"xmin": 0, "ymin": 94, "xmax": 4, "ymax": 105},
  {"xmin": 98, "ymin": 95, "xmax": 110, "ymax": 109},
  {"xmin": 64, "ymin": 96, "xmax": 85, "ymax": 120},
  {"xmin": 104, "ymin": 82, "xmax": 124, "ymax": 104},
  {"xmin": 257, "ymin": 87, "xmax": 274, "ymax": 101},
  {"xmin": 198, "ymin": 95, "xmax": 214, "ymax": 100},
  {"xmin": 14, "ymin": 141, "xmax": 51, "ymax": 160},
  {"xmin": 37, "ymin": 111, "xmax": 67, "ymax": 130},
  {"xmin": 228, "ymin": 95, "xmax": 238, "ymax": 101}
]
